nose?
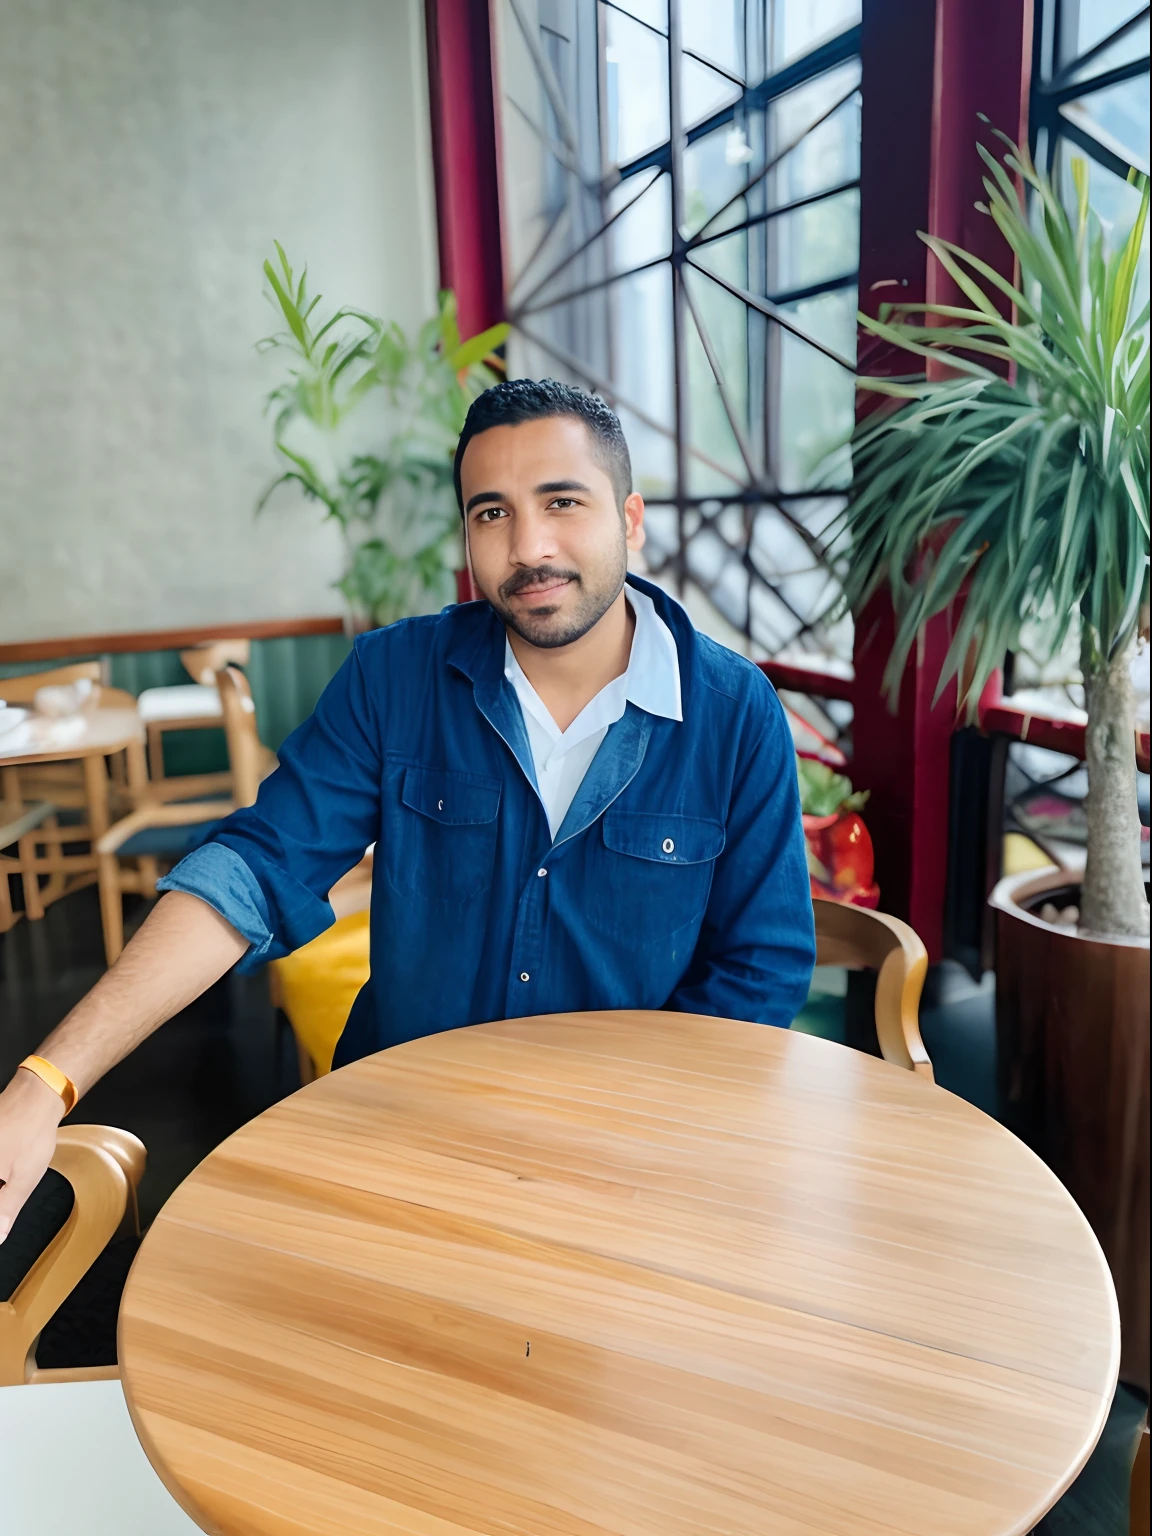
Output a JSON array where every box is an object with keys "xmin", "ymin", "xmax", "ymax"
[{"xmin": 507, "ymin": 506, "xmax": 559, "ymax": 568}]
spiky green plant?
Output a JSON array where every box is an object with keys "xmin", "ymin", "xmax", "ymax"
[
  {"xmin": 837, "ymin": 134, "xmax": 1149, "ymax": 938},
  {"xmin": 256, "ymin": 244, "xmax": 509, "ymax": 626}
]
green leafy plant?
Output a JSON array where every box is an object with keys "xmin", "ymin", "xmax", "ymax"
[
  {"xmin": 796, "ymin": 757, "xmax": 869, "ymax": 819},
  {"xmin": 256, "ymin": 244, "xmax": 509, "ymax": 626},
  {"xmin": 835, "ymin": 133, "xmax": 1149, "ymax": 938}
]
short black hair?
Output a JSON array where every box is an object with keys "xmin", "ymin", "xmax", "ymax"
[{"xmin": 453, "ymin": 378, "xmax": 632, "ymax": 514}]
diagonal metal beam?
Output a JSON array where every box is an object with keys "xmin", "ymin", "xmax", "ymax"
[
  {"xmin": 513, "ymin": 319, "xmax": 748, "ymax": 489},
  {"xmin": 1047, "ymin": 6, "xmax": 1149, "ymax": 92},
  {"xmin": 505, "ymin": 95, "xmax": 600, "ymax": 194},
  {"xmin": 680, "ymin": 272, "xmax": 761, "ymax": 483},
  {"xmin": 688, "ymin": 178, "xmax": 860, "ymax": 250},
  {"xmin": 506, "ymin": 0, "xmax": 580, "ymax": 154},
  {"xmin": 510, "ymin": 169, "xmax": 666, "ymax": 312},
  {"xmin": 514, "ymin": 254, "xmax": 669, "ymax": 318},
  {"xmin": 692, "ymin": 76, "xmax": 861, "ymax": 245},
  {"xmin": 614, "ymin": 24, "xmax": 862, "ymax": 183},
  {"xmin": 685, "ymin": 255, "xmax": 856, "ymax": 372}
]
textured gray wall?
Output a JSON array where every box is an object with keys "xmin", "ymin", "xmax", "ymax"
[{"xmin": 0, "ymin": 0, "xmax": 437, "ymax": 642}]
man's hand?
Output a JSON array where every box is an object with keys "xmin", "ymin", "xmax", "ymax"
[
  {"xmin": 0, "ymin": 1068, "xmax": 67, "ymax": 1242},
  {"xmin": 0, "ymin": 891, "xmax": 249, "ymax": 1241}
]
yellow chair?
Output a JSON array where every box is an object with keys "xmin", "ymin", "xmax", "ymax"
[{"xmin": 268, "ymin": 854, "xmax": 373, "ymax": 1081}]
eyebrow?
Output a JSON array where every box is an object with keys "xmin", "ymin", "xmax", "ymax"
[
  {"xmin": 464, "ymin": 489, "xmax": 505, "ymax": 513},
  {"xmin": 464, "ymin": 479, "xmax": 593, "ymax": 514},
  {"xmin": 536, "ymin": 479, "xmax": 592, "ymax": 496}
]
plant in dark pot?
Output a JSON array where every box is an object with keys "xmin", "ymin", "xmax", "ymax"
[{"xmin": 837, "ymin": 134, "xmax": 1149, "ymax": 1388}]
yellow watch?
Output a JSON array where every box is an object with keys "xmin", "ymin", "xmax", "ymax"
[{"xmin": 18, "ymin": 1055, "xmax": 78, "ymax": 1115}]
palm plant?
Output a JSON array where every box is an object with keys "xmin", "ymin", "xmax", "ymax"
[
  {"xmin": 257, "ymin": 244, "xmax": 509, "ymax": 626},
  {"xmin": 837, "ymin": 133, "xmax": 1149, "ymax": 939}
]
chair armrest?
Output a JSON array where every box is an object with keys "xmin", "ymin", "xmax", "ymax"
[
  {"xmin": 96, "ymin": 800, "xmax": 235, "ymax": 855},
  {"xmin": 869, "ymin": 911, "xmax": 932, "ymax": 1082}
]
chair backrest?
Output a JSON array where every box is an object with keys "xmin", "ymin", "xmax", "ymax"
[
  {"xmin": 813, "ymin": 899, "xmax": 933, "ymax": 1080},
  {"xmin": 0, "ymin": 1125, "xmax": 146, "ymax": 1384},
  {"xmin": 0, "ymin": 662, "xmax": 102, "ymax": 705},
  {"xmin": 216, "ymin": 666, "xmax": 264, "ymax": 808},
  {"xmin": 180, "ymin": 639, "xmax": 251, "ymax": 685}
]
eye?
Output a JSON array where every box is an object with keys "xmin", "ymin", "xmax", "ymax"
[
  {"xmin": 547, "ymin": 497, "xmax": 578, "ymax": 510},
  {"xmin": 474, "ymin": 506, "xmax": 508, "ymax": 523}
]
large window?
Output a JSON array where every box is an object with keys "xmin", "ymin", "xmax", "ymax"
[
  {"xmin": 493, "ymin": 0, "xmax": 862, "ymax": 667},
  {"xmin": 1017, "ymin": 2, "xmax": 1150, "ymax": 716}
]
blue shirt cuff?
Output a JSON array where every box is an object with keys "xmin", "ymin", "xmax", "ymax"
[{"xmin": 156, "ymin": 843, "xmax": 278, "ymax": 972}]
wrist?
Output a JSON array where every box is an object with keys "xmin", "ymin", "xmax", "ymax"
[{"xmin": 12, "ymin": 1062, "xmax": 71, "ymax": 1124}]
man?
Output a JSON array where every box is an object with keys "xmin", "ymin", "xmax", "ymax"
[{"xmin": 0, "ymin": 379, "xmax": 814, "ymax": 1239}]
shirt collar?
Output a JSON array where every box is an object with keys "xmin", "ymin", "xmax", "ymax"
[{"xmin": 503, "ymin": 583, "xmax": 682, "ymax": 730}]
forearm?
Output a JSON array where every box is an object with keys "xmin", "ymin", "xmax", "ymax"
[
  {"xmin": 0, "ymin": 891, "xmax": 248, "ymax": 1241},
  {"xmin": 32, "ymin": 891, "xmax": 248, "ymax": 1097}
]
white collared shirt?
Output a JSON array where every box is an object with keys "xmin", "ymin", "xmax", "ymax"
[{"xmin": 504, "ymin": 585, "xmax": 683, "ymax": 840}]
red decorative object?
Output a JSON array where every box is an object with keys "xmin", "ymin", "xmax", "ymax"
[{"xmin": 804, "ymin": 810, "xmax": 880, "ymax": 910}]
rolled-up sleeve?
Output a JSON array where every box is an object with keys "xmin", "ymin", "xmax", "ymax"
[
  {"xmin": 667, "ymin": 679, "xmax": 815, "ymax": 1027},
  {"xmin": 158, "ymin": 642, "xmax": 382, "ymax": 968}
]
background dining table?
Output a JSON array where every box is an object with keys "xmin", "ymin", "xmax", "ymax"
[
  {"xmin": 0, "ymin": 706, "xmax": 147, "ymax": 841},
  {"xmin": 118, "ymin": 1009, "xmax": 1119, "ymax": 1536}
]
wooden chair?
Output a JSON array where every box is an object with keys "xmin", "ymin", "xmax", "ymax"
[
  {"xmin": 138, "ymin": 638, "xmax": 250, "ymax": 788},
  {"xmin": 0, "ymin": 798, "xmax": 59, "ymax": 931},
  {"xmin": 0, "ymin": 1125, "xmax": 202, "ymax": 1534},
  {"xmin": 0, "ymin": 662, "xmax": 141, "ymax": 883},
  {"xmin": 0, "ymin": 1125, "xmax": 145, "ymax": 1385},
  {"xmin": 813, "ymin": 898, "xmax": 933, "ymax": 1080},
  {"xmin": 96, "ymin": 666, "xmax": 272, "ymax": 964}
]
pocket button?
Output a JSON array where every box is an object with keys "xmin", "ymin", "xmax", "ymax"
[{"xmin": 662, "ymin": 837, "xmax": 675, "ymax": 855}]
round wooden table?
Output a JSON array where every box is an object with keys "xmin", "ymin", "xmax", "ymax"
[{"xmin": 119, "ymin": 1012, "xmax": 1119, "ymax": 1536}]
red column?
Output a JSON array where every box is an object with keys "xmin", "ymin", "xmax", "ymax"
[
  {"xmin": 424, "ymin": 0, "xmax": 505, "ymax": 338},
  {"xmin": 852, "ymin": 0, "xmax": 1032, "ymax": 956}
]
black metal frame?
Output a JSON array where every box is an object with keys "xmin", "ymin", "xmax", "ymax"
[
  {"xmin": 497, "ymin": 0, "xmax": 863, "ymax": 668},
  {"xmin": 1030, "ymin": 1, "xmax": 1150, "ymax": 180}
]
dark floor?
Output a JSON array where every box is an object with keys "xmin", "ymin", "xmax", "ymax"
[{"xmin": 1, "ymin": 889, "xmax": 1145, "ymax": 1533}]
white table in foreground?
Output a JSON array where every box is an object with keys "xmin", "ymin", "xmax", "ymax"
[{"xmin": 119, "ymin": 1011, "xmax": 1119, "ymax": 1536}]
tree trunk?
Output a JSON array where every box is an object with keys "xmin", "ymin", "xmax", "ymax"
[{"xmin": 1081, "ymin": 642, "xmax": 1149, "ymax": 939}]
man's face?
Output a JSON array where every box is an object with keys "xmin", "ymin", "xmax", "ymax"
[{"xmin": 460, "ymin": 415, "xmax": 645, "ymax": 649}]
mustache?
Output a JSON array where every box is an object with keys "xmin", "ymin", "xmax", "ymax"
[{"xmin": 499, "ymin": 565, "xmax": 581, "ymax": 601}]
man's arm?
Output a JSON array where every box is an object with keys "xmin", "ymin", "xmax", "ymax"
[
  {"xmin": 0, "ymin": 892, "xmax": 247, "ymax": 1241},
  {"xmin": 667, "ymin": 681, "xmax": 816, "ymax": 1026}
]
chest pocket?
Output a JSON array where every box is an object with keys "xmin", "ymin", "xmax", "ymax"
[
  {"xmin": 588, "ymin": 810, "xmax": 725, "ymax": 940},
  {"xmin": 385, "ymin": 765, "xmax": 502, "ymax": 906}
]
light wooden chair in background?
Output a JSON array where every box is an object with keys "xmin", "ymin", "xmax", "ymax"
[
  {"xmin": 0, "ymin": 1125, "xmax": 201, "ymax": 1534},
  {"xmin": 96, "ymin": 666, "xmax": 273, "ymax": 963},
  {"xmin": 137, "ymin": 638, "xmax": 250, "ymax": 790},
  {"xmin": 813, "ymin": 898, "xmax": 933, "ymax": 1080},
  {"xmin": 0, "ymin": 798, "xmax": 59, "ymax": 932}
]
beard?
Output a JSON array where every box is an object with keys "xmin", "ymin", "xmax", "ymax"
[{"xmin": 483, "ymin": 545, "xmax": 628, "ymax": 650}]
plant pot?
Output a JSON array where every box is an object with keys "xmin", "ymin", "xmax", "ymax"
[
  {"xmin": 802, "ymin": 810, "xmax": 880, "ymax": 909},
  {"xmin": 990, "ymin": 867, "xmax": 1149, "ymax": 1392}
]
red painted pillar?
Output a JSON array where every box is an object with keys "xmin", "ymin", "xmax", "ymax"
[
  {"xmin": 424, "ymin": 0, "xmax": 505, "ymax": 338},
  {"xmin": 853, "ymin": 0, "xmax": 1032, "ymax": 956}
]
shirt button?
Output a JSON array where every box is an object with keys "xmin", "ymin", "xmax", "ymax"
[
  {"xmin": 662, "ymin": 837, "xmax": 675, "ymax": 854},
  {"xmin": 537, "ymin": 868, "xmax": 547, "ymax": 878},
  {"xmin": 519, "ymin": 971, "xmax": 530, "ymax": 983}
]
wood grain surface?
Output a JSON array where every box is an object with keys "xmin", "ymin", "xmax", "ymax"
[{"xmin": 118, "ymin": 1011, "xmax": 1119, "ymax": 1536}]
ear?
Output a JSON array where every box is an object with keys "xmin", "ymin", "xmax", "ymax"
[{"xmin": 624, "ymin": 491, "xmax": 646, "ymax": 552}]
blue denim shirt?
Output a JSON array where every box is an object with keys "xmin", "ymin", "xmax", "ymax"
[{"xmin": 159, "ymin": 576, "xmax": 815, "ymax": 1066}]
